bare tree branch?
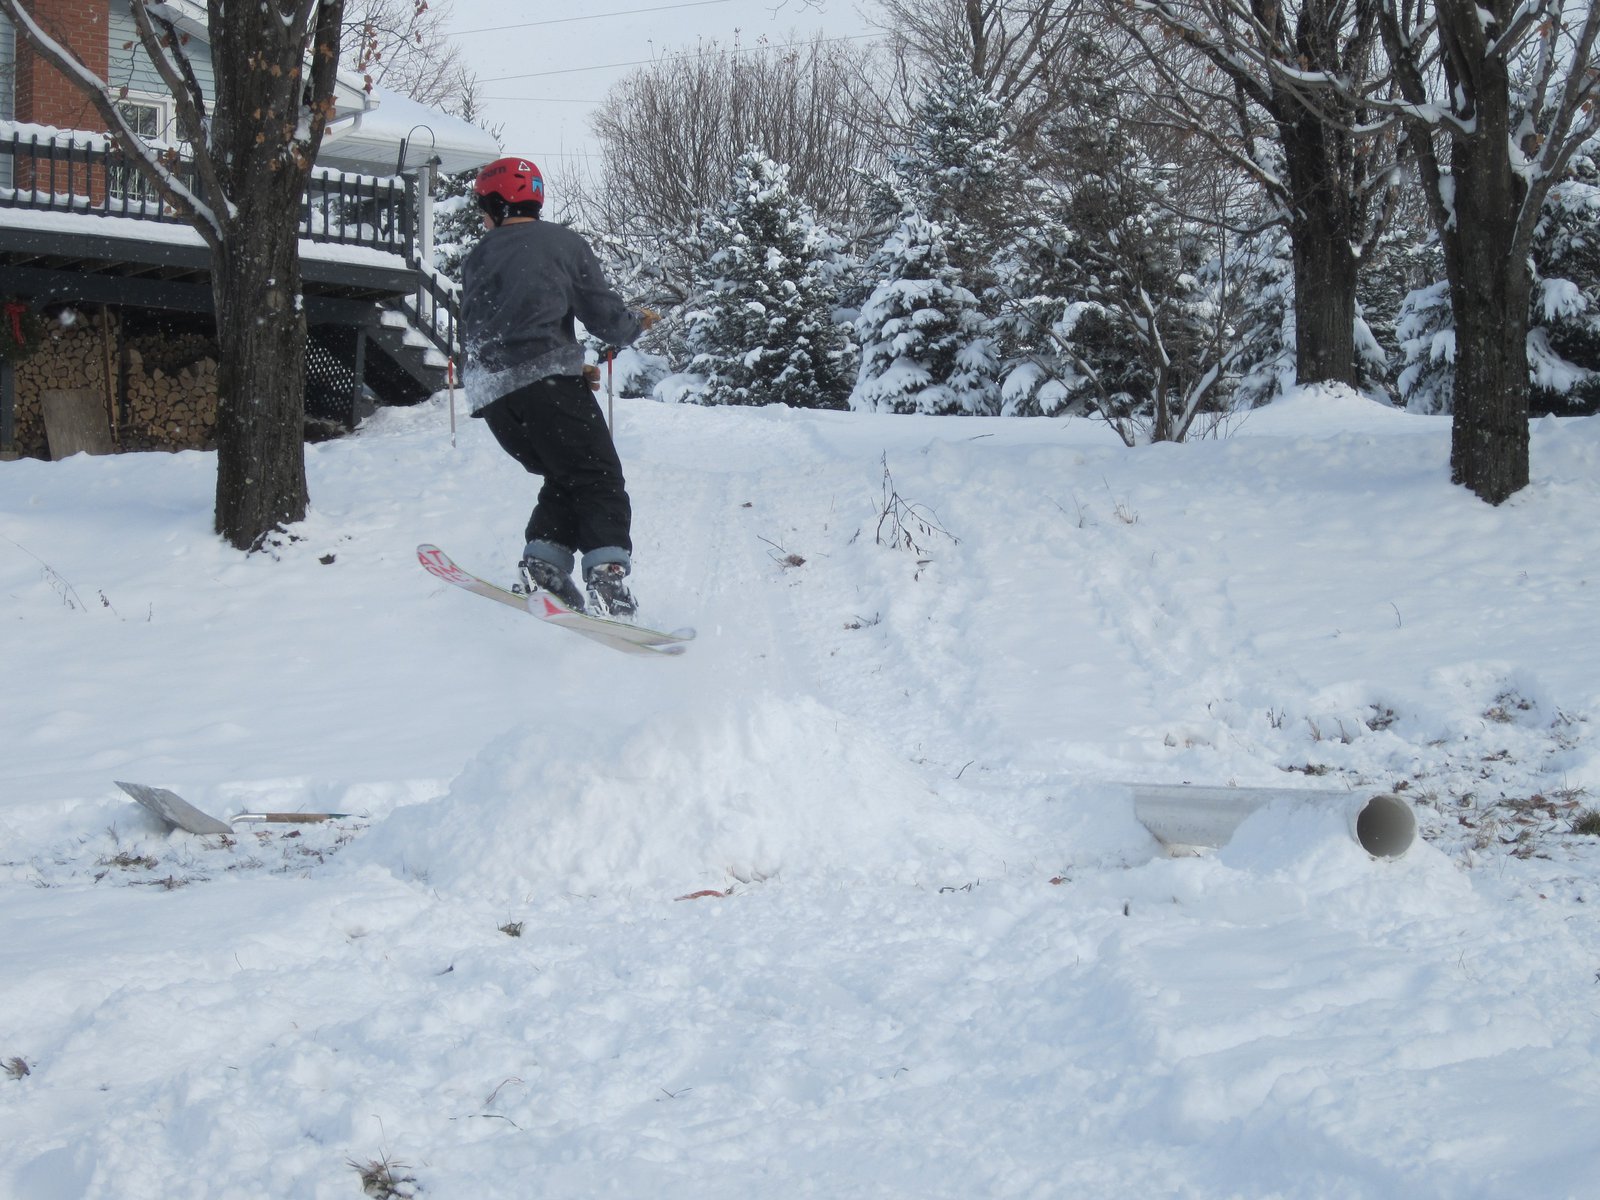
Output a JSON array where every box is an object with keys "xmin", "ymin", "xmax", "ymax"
[
  {"xmin": 872, "ymin": 0, "xmax": 1099, "ymax": 153},
  {"xmin": 342, "ymin": 0, "xmax": 475, "ymax": 106},
  {"xmin": 576, "ymin": 33, "xmax": 890, "ymax": 276},
  {"xmin": 125, "ymin": 2, "xmax": 229, "ymax": 227}
]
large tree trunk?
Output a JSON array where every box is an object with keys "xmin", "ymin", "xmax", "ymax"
[
  {"xmin": 206, "ymin": 0, "xmax": 326, "ymax": 549},
  {"xmin": 202, "ymin": 0, "xmax": 344, "ymax": 549},
  {"xmin": 210, "ymin": 230, "xmax": 309, "ymax": 548},
  {"xmin": 1443, "ymin": 55, "xmax": 1530, "ymax": 505},
  {"xmin": 1282, "ymin": 112, "xmax": 1359, "ymax": 388}
]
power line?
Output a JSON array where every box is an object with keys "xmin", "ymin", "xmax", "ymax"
[
  {"xmin": 451, "ymin": 0, "xmax": 735, "ymax": 37},
  {"xmin": 503, "ymin": 150, "xmax": 607, "ymax": 160},
  {"xmin": 480, "ymin": 97, "xmax": 604, "ymax": 105},
  {"xmin": 479, "ymin": 32, "xmax": 884, "ymax": 85}
]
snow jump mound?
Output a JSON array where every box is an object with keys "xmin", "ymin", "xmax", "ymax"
[{"xmin": 352, "ymin": 694, "xmax": 998, "ymax": 905}]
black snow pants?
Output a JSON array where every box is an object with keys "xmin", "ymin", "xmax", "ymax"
[{"xmin": 479, "ymin": 376, "xmax": 632, "ymax": 557}]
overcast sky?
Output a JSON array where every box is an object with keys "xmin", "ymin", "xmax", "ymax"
[{"xmin": 440, "ymin": 0, "xmax": 880, "ymax": 199}]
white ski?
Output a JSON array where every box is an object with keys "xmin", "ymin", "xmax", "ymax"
[{"xmin": 417, "ymin": 544, "xmax": 694, "ymax": 657}]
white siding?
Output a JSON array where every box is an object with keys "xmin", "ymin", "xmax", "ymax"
[
  {"xmin": 1, "ymin": 13, "xmax": 14, "ymax": 121},
  {"xmin": 0, "ymin": 15, "xmax": 13, "ymax": 189},
  {"xmin": 107, "ymin": 0, "xmax": 215, "ymax": 136}
]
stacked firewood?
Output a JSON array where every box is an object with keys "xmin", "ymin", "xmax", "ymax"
[
  {"xmin": 124, "ymin": 343, "xmax": 219, "ymax": 447},
  {"xmin": 8, "ymin": 310, "xmax": 114, "ymax": 456},
  {"xmin": 9, "ymin": 311, "xmax": 221, "ymax": 455}
]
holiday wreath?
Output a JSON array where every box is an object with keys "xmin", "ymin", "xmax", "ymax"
[{"xmin": 0, "ymin": 299, "xmax": 45, "ymax": 365}]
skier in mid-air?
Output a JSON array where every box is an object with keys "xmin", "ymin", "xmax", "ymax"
[{"xmin": 460, "ymin": 156, "xmax": 656, "ymax": 619}]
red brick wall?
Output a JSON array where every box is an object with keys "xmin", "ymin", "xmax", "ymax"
[{"xmin": 13, "ymin": 0, "xmax": 111, "ymax": 130}]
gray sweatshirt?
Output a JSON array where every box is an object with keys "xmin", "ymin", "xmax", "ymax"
[{"xmin": 460, "ymin": 220, "xmax": 644, "ymax": 413}]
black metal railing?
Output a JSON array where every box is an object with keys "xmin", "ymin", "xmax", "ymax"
[
  {"xmin": 0, "ymin": 126, "xmax": 413, "ymax": 256},
  {"xmin": 399, "ymin": 258, "xmax": 461, "ymax": 368},
  {"xmin": 0, "ymin": 124, "xmax": 462, "ymax": 378},
  {"xmin": 303, "ymin": 166, "xmax": 414, "ymax": 252}
]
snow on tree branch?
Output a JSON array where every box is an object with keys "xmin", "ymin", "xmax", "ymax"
[{"xmin": 127, "ymin": 0, "xmax": 231, "ymax": 224}]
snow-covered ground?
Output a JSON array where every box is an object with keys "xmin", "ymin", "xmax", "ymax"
[{"xmin": 3, "ymin": 388, "xmax": 1598, "ymax": 1198}]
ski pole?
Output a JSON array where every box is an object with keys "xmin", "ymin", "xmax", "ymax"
[
  {"xmin": 607, "ymin": 349, "xmax": 615, "ymax": 432},
  {"xmin": 448, "ymin": 355, "xmax": 457, "ymax": 448}
]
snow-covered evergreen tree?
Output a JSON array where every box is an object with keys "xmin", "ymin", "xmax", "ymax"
[
  {"xmin": 993, "ymin": 62, "xmax": 1246, "ymax": 432},
  {"xmin": 432, "ymin": 167, "xmax": 482, "ymax": 285},
  {"xmin": 1353, "ymin": 306, "xmax": 1392, "ymax": 401},
  {"xmin": 1020, "ymin": 112, "xmax": 1226, "ymax": 443},
  {"xmin": 680, "ymin": 149, "xmax": 856, "ymax": 409},
  {"xmin": 994, "ymin": 184, "xmax": 1085, "ymax": 416},
  {"xmin": 892, "ymin": 63, "xmax": 1018, "ymax": 294},
  {"xmin": 430, "ymin": 89, "xmax": 500, "ymax": 285},
  {"xmin": 1399, "ymin": 152, "xmax": 1600, "ymax": 416},
  {"xmin": 852, "ymin": 206, "xmax": 998, "ymax": 414},
  {"xmin": 1356, "ymin": 211, "xmax": 1437, "ymax": 392},
  {"xmin": 1530, "ymin": 155, "xmax": 1600, "ymax": 414},
  {"xmin": 1395, "ymin": 281, "xmax": 1456, "ymax": 413},
  {"xmin": 853, "ymin": 65, "xmax": 1015, "ymax": 415},
  {"xmin": 1224, "ymin": 228, "xmax": 1297, "ymax": 409}
]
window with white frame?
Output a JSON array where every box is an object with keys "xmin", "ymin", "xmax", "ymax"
[{"xmin": 109, "ymin": 95, "xmax": 174, "ymax": 205}]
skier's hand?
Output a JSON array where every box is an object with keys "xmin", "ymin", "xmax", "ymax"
[
  {"xmin": 638, "ymin": 308, "xmax": 660, "ymax": 331},
  {"xmin": 582, "ymin": 363, "xmax": 602, "ymax": 391}
]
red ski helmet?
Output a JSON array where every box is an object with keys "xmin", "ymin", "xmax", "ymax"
[{"xmin": 474, "ymin": 157, "xmax": 545, "ymax": 207}]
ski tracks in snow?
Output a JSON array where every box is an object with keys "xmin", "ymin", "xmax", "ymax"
[
  {"xmin": 755, "ymin": 436, "xmax": 1256, "ymax": 779},
  {"xmin": 633, "ymin": 423, "xmax": 1263, "ymax": 786},
  {"xmin": 1041, "ymin": 448, "xmax": 1257, "ymax": 760}
]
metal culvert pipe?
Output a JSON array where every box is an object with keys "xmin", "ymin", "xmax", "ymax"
[{"xmin": 1129, "ymin": 784, "xmax": 1418, "ymax": 860}]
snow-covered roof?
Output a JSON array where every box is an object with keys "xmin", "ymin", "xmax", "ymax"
[
  {"xmin": 140, "ymin": 0, "xmax": 207, "ymax": 37},
  {"xmin": 318, "ymin": 87, "xmax": 501, "ymax": 178}
]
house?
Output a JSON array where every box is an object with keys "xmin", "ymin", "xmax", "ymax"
[{"xmin": 0, "ymin": 0, "xmax": 498, "ymax": 459}]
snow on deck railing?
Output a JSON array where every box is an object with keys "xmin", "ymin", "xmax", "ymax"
[
  {"xmin": 0, "ymin": 121, "xmax": 463, "ymax": 376},
  {"xmin": 0, "ymin": 122, "xmax": 414, "ymax": 255},
  {"xmin": 396, "ymin": 253, "xmax": 461, "ymax": 367}
]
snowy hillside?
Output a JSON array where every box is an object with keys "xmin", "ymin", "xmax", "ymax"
[{"xmin": 3, "ymin": 390, "xmax": 1599, "ymax": 1198}]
